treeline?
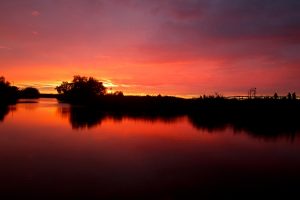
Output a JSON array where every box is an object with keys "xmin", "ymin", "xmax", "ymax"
[
  {"xmin": 53, "ymin": 75, "xmax": 300, "ymax": 137},
  {"xmin": 54, "ymin": 76, "xmax": 300, "ymax": 113},
  {"xmin": 1, "ymin": 75, "xmax": 300, "ymax": 137},
  {"xmin": 1, "ymin": 75, "xmax": 299, "ymax": 110},
  {"xmin": 0, "ymin": 76, "xmax": 41, "ymax": 105}
]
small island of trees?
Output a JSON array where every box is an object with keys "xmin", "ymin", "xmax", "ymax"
[
  {"xmin": 20, "ymin": 87, "xmax": 40, "ymax": 99},
  {"xmin": 56, "ymin": 75, "xmax": 106, "ymax": 103},
  {"xmin": 0, "ymin": 76, "xmax": 41, "ymax": 105}
]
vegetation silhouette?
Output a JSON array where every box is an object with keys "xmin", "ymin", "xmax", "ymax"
[
  {"xmin": 19, "ymin": 87, "xmax": 40, "ymax": 99},
  {"xmin": 292, "ymin": 92, "xmax": 297, "ymax": 100},
  {"xmin": 0, "ymin": 76, "xmax": 19, "ymax": 105},
  {"xmin": 56, "ymin": 75, "xmax": 106, "ymax": 103},
  {"xmin": 188, "ymin": 98, "xmax": 300, "ymax": 137},
  {"xmin": 1, "ymin": 75, "xmax": 299, "ymax": 137},
  {"xmin": 54, "ymin": 75, "xmax": 300, "ymax": 137}
]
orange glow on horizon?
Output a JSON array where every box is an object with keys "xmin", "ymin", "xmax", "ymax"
[{"xmin": 1, "ymin": 0, "xmax": 299, "ymax": 96}]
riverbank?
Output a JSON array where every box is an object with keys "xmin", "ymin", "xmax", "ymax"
[{"xmin": 57, "ymin": 94, "xmax": 300, "ymax": 114}]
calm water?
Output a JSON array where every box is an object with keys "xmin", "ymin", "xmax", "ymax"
[{"xmin": 1, "ymin": 98, "xmax": 300, "ymax": 199}]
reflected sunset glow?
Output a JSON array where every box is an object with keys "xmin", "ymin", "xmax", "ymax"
[{"xmin": 1, "ymin": 99, "xmax": 300, "ymax": 198}]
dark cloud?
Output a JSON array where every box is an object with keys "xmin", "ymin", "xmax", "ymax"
[
  {"xmin": 134, "ymin": 0, "xmax": 300, "ymax": 63},
  {"xmin": 152, "ymin": 0, "xmax": 300, "ymax": 41}
]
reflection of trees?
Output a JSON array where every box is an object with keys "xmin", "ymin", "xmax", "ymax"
[
  {"xmin": 188, "ymin": 112, "xmax": 300, "ymax": 141},
  {"xmin": 188, "ymin": 114, "xmax": 229, "ymax": 133},
  {"xmin": 58, "ymin": 102, "xmax": 300, "ymax": 141},
  {"xmin": 58, "ymin": 106, "xmax": 106, "ymax": 129},
  {"xmin": 68, "ymin": 107, "xmax": 106, "ymax": 129},
  {"xmin": 58, "ymin": 106, "xmax": 183, "ymax": 130},
  {"xmin": 0, "ymin": 106, "xmax": 10, "ymax": 122},
  {"xmin": 187, "ymin": 99, "xmax": 300, "ymax": 141}
]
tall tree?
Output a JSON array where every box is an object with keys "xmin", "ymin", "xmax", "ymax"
[{"xmin": 56, "ymin": 75, "xmax": 106, "ymax": 102}]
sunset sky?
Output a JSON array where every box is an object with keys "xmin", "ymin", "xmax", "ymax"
[{"xmin": 1, "ymin": 0, "xmax": 299, "ymax": 97}]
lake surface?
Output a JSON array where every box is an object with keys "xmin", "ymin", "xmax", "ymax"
[{"xmin": 1, "ymin": 98, "xmax": 300, "ymax": 199}]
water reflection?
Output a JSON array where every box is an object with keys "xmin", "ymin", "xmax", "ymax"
[
  {"xmin": 2, "ymin": 100, "xmax": 300, "ymax": 141},
  {"xmin": 0, "ymin": 105, "xmax": 17, "ymax": 122},
  {"xmin": 58, "ymin": 106, "xmax": 183, "ymax": 130},
  {"xmin": 1, "ymin": 99, "xmax": 300, "ymax": 198},
  {"xmin": 57, "ymin": 105, "xmax": 300, "ymax": 141},
  {"xmin": 188, "ymin": 113, "xmax": 300, "ymax": 141},
  {"xmin": 0, "ymin": 106, "xmax": 9, "ymax": 122}
]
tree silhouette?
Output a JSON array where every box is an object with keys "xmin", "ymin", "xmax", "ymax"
[
  {"xmin": 287, "ymin": 92, "xmax": 292, "ymax": 100},
  {"xmin": 0, "ymin": 76, "xmax": 19, "ymax": 104},
  {"xmin": 20, "ymin": 87, "xmax": 40, "ymax": 99},
  {"xmin": 0, "ymin": 76, "xmax": 10, "ymax": 88},
  {"xmin": 113, "ymin": 91, "xmax": 124, "ymax": 96},
  {"xmin": 56, "ymin": 75, "xmax": 106, "ymax": 102},
  {"xmin": 292, "ymin": 92, "xmax": 297, "ymax": 100}
]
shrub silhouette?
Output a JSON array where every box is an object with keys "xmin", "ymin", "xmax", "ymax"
[
  {"xmin": 56, "ymin": 75, "xmax": 106, "ymax": 103},
  {"xmin": 0, "ymin": 76, "xmax": 19, "ymax": 104},
  {"xmin": 292, "ymin": 92, "xmax": 297, "ymax": 100},
  {"xmin": 113, "ymin": 91, "xmax": 124, "ymax": 97},
  {"xmin": 20, "ymin": 87, "xmax": 40, "ymax": 99}
]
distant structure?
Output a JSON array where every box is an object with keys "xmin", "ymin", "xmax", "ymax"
[{"xmin": 248, "ymin": 88, "xmax": 256, "ymax": 99}]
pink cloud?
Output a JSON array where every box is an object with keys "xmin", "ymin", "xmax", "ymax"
[
  {"xmin": 31, "ymin": 31, "xmax": 39, "ymax": 36},
  {"xmin": 0, "ymin": 46, "xmax": 11, "ymax": 50},
  {"xmin": 31, "ymin": 10, "xmax": 40, "ymax": 17}
]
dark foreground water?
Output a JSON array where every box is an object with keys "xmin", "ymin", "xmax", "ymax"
[{"xmin": 0, "ymin": 98, "xmax": 300, "ymax": 199}]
